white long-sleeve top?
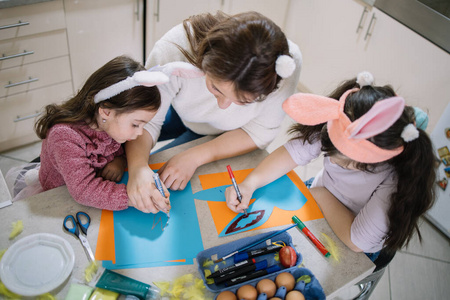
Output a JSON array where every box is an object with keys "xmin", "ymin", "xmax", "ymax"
[
  {"xmin": 144, "ymin": 23, "xmax": 302, "ymax": 149},
  {"xmin": 284, "ymin": 138, "xmax": 396, "ymax": 253}
]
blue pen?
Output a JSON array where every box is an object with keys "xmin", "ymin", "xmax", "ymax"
[{"xmin": 153, "ymin": 173, "xmax": 170, "ymax": 224}]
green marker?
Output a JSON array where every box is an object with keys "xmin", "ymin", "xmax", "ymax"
[{"xmin": 292, "ymin": 215, "xmax": 330, "ymax": 257}]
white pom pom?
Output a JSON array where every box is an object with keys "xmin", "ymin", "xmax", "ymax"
[
  {"xmin": 24, "ymin": 169, "xmax": 40, "ymax": 186},
  {"xmin": 275, "ymin": 55, "xmax": 296, "ymax": 78},
  {"xmin": 356, "ymin": 71, "xmax": 374, "ymax": 87},
  {"xmin": 401, "ymin": 123, "xmax": 419, "ymax": 142}
]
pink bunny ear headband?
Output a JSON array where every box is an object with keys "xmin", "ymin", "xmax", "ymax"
[
  {"xmin": 282, "ymin": 88, "xmax": 410, "ymax": 163},
  {"xmin": 94, "ymin": 61, "xmax": 204, "ymax": 104}
]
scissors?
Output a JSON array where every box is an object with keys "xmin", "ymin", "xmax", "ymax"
[{"xmin": 63, "ymin": 211, "xmax": 95, "ymax": 262}]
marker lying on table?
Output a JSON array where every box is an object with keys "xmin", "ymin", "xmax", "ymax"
[
  {"xmin": 214, "ymin": 260, "xmax": 267, "ymax": 284},
  {"xmin": 213, "ymin": 224, "xmax": 297, "ymax": 263},
  {"xmin": 226, "ymin": 165, "xmax": 248, "ymax": 216},
  {"xmin": 292, "ymin": 215, "xmax": 330, "ymax": 257}
]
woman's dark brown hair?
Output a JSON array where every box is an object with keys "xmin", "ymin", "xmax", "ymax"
[
  {"xmin": 35, "ymin": 56, "xmax": 161, "ymax": 139},
  {"xmin": 179, "ymin": 11, "xmax": 291, "ymax": 102}
]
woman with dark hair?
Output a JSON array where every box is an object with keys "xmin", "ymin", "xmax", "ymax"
[
  {"xmin": 225, "ymin": 72, "xmax": 436, "ymax": 258},
  {"xmin": 126, "ymin": 11, "xmax": 302, "ymax": 213}
]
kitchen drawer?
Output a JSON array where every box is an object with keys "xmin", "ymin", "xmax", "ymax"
[
  {"xmin": 0, "ymin": 56, "xmax": 71, "ymax": 98},
  {"xmin": 0, "ymin": 0, "xmax": 65, "ymax": 41},
  {"xmin": 0, "ymin": 81, "xmax": 73, "ymax": 152},
  {"xmin": 0, "ymin": 29, "xmax": 69, "ymax": 70}
]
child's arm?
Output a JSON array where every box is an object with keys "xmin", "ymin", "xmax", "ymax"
[
  {"xmin": 309, "ymin": 187, "xmax": 363, "ymax": 252},
  {"xmin": 100, "ymin": 156, "xmax": 126, "ymax": 182},
  {"xmin": 225, "ymin": 146, "xmax": 298, "ymax": 213}
]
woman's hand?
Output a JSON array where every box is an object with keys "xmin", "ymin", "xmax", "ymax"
[
  {"xmin": 126, "ymin": 165, "xmax": 171, "ymax": 213},
  {"xmin": 100, "ymin": 156, "xmax": 126, "ymax": 182},
  {"xmin": 158, "ymin": 148, "xmax": 200, "ymax": 190},
  {"xmin": 225, "ymin": 181, "xmax": 255, "ymax": 213}
]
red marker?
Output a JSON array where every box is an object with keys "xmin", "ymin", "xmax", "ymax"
[
  {"xmin": 292, "ymin": 215, "xmax": 330, "ymax": 257},
  {"xmin": 226, "ymin": 165, "xmax": 248, "ymax": 216}
]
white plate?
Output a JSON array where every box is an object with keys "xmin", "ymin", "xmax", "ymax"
[{"xmin": 0, "ymin": 233, "xmax": 75, "ymax": 296}]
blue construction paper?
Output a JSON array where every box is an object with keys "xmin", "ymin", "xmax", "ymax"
[
  {"xmin": 111, "ymin": 173, "xmax": 203, "ymax": 267},
  {"xmin": 193, "ymin": 174, "xmax": 307, "ymax": 236}
]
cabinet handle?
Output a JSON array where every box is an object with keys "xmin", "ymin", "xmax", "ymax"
[
  {"xmin": 154, "ymin": 0, "xmax": 160, "ymax": 22},
  {"xmin": 14, "ymin": 111, "xmax": 42, "ymax": 123},
  {"xmin": 0, "ymin": 20, "xmax": 30, "ymax": 30},
  {"xmin": 364, "ymin": 13, "xmax": 376, "ymax": 40},
  {"xmin": 135, "ymin": 0, "xmax": 140, "ymax": 21},
  {"xmin": 356, "ymin": 7, "xmax": 368, "ymax": 33},
  {"xmin": 0, "ymin": 50, "xmax": 34, "ymax": 61},
  {"xmin": 5, "ymin": 77, "xmax": 39, "ymax": 88}
]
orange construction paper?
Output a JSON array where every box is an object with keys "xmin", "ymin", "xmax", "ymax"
[
  {"xmin": 95, "ymin": 210, "xmax": 115, "ymax": 263},
  {"xmin": 199, "ymin": 169, "xmax": 323, "ymax": 235}
]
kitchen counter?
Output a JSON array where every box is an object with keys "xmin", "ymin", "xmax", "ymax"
[{"xmin": 0, "ymin": 136, "xmax": 375, "ymax": 299}]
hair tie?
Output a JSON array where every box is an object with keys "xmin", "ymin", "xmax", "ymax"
[
  {"xmin": 275, "ymin": 55, "xmax": 296, "ymax": 78},
  {"xmin": 356, "ymin": 71, "xmax": 374, "ymax": 87},
  {"xmin": 401, "ymin": 123, "xmax": 419, "ymax": 142}
]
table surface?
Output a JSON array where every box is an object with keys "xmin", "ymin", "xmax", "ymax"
[{"xmin": 0, "ymin": 136, "xmax": 374, "ymax": 299}]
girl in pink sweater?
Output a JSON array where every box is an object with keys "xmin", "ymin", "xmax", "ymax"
[{"xmin": 33, "ymin": 56, "xmax": 171, "ymax": 211}]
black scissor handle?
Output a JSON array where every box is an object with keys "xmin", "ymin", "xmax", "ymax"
[{"xmin": 76, "ymin": 211, "xmax": 90, "ymax": 235}]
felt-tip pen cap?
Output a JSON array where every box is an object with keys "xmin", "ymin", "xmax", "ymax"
[
  {"xmin": 254, "ymin": 260, "xmax": 268, "ymax": 271},
  {"xmin": 292, "ymin": 215, "xmax": 305, "ymax": 230}
]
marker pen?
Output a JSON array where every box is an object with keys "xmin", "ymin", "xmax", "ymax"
[
  {"xmin": 214, "ymin": 260, "xmax": 267, "ymax": 285},
  {"xmin": 207, "ymin": 259, "xmax": 255, "ymax": 279},
  {"xmin": 226, "ymin": 165, "xmax": 248, "ymax": 216},
  {"xmin": 234, "ymin": 244, "xmax": 282, "ymax": 263},
  {"xmin": 224, "ymin": 265, "xmax": 281, "ymax": 287},
  {"xmin": 292, "ymin": 215, "xmax": 330, "ymax": 257}
]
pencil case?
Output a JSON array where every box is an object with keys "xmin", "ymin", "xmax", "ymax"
[{"xmin": 196, "ymin": 230, "xmax": 325, "ymax": 299}]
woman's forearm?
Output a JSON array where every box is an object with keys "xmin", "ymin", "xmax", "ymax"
[{"xmin": 125, "ymin": 130, "xmax": 154, "ymax": 171}]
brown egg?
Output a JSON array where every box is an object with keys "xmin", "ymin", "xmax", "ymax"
[
  {"xmin": 285, "ymin": 290, "xmax": 306, "ymax": 300},
  {"xmin": 275, "ymin": 272, "xmax": 295, "ymax": 292},
  {"xmin": 217, "ymin": 290, "xmax": 237, "ymax": 300},
  {"xmin": 236, "ymin": 284, "xmax": 258, "ymax": 300},
  {"xmin": 256, "ymin": 278, "xmax": 277, "ymax": 298},
  {"xmin": 269, "ymin": 298, "xmax": 282, "ymax": 300}
]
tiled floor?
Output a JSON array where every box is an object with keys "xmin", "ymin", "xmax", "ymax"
[{"xmin": 1, "ymin": 116, "xmax": 449, "ymax": 299}]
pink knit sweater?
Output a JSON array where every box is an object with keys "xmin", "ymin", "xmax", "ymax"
[{"xmin": 39, "ymin": 123, "xmax": 129, "ymax": 210}]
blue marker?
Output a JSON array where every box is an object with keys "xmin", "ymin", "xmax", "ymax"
[
  {"xmin": 153, "ymin": 173, "xmax": 170, "ymax": 226},
  {"xmin": 153, "ymin": 173, "xmax": 165, "ymax": 197}
]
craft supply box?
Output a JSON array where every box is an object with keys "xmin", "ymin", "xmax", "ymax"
[{"xmin": 196, "ymin": 230, "xmax": 326, "ymax": 299}]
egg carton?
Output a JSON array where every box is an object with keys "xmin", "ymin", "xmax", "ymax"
[{"xmin": 196, "ymin": 231, "xmax": 325, "ymax": 299}]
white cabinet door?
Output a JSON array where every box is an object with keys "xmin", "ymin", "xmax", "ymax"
[
  {"xmin": 145, "ymin": 0, "xmax": 290, "ymax": 58},
  {"xmin": 224, "ymin": 0, "xmax": 290, "ymax": 29},
  {"xmin": 285, "ymin": 0, "xmax": 450, "ymax": 131},
  {"xmin": 285, "ymin": 0, "xmax": 370, "ymax": 94},
  {"xmin": 146, "ymin": 0, "xmax": 221, "ymax": 57},
  {"xmin": 65, "ymin": 0, "xmax": 144, "ymax": 91}
]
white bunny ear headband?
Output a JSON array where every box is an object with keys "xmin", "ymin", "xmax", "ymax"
[
  {"xmin": 94, "ymin": 61, "xmax": 204, "ymax": 104},
  {"xmin": 283, "ymin": 72, "xmax": 420, "ymax": 163}
]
